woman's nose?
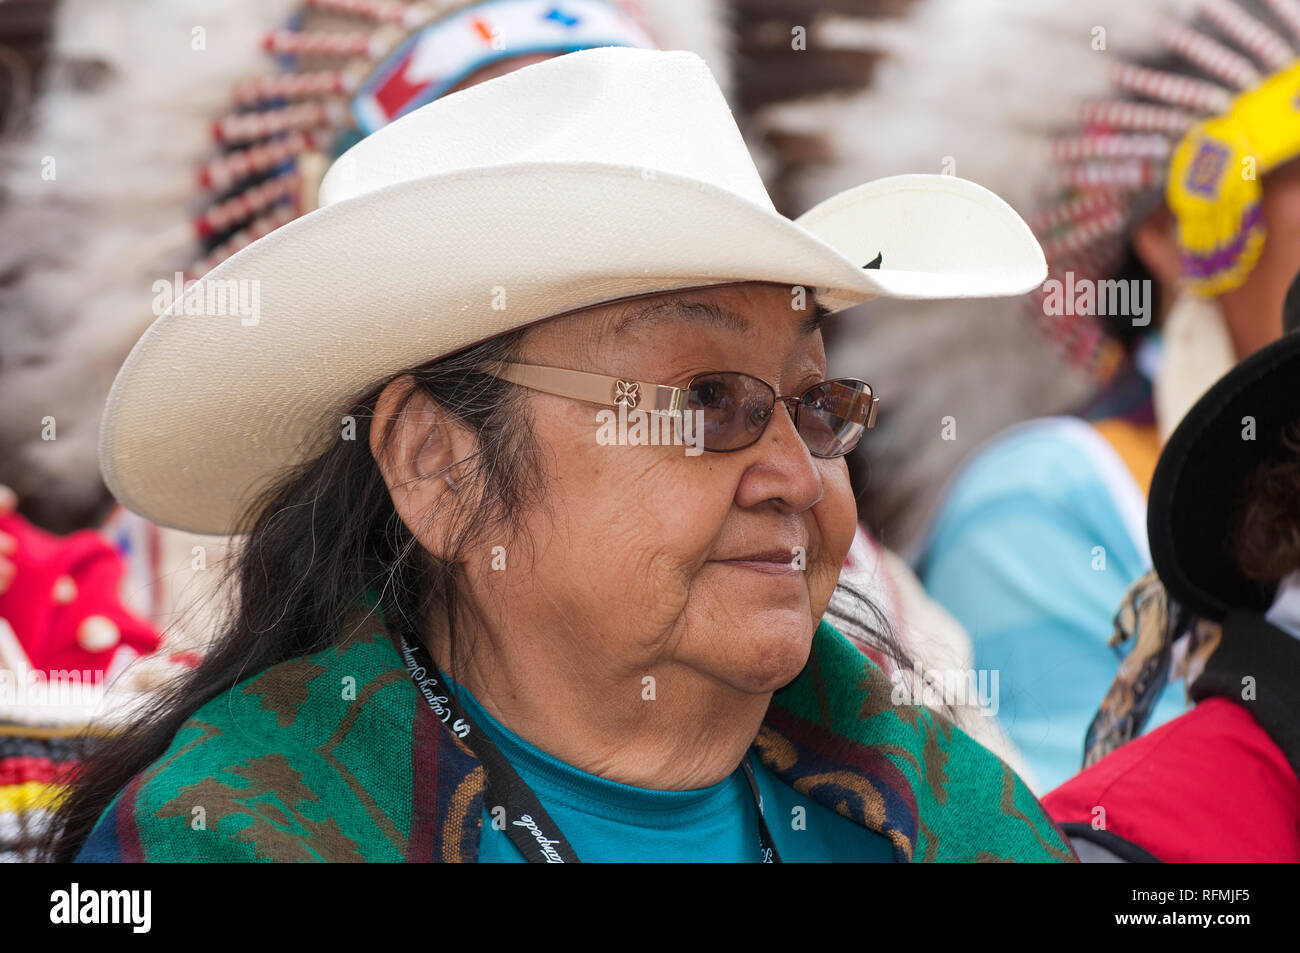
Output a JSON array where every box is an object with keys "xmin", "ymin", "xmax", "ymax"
[{"xmin": 734, "ymin": 399, "xmax": 824, "ymax": 512}]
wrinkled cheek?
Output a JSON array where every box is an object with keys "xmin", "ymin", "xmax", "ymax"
[
  {"xmin": 557, "ymin": 528, "xmax": 699, "ymax": 635},
  {"xmin": 826, "ymin": 473, "xmax": 857, "ymax": 561},
  {"xmin": 815, "ymin": 467, "xmax": 858, "ymax": 604}
]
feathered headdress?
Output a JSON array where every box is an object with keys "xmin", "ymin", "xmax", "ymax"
[
  {"xmin": 749, "ymin": 0, "xmax": 1300, "ymax": 549},
  {"xmin": 1030, "ymin": 0, "xmax": 1300, "ymax": 382},
  {"xmin": 188, "ymin": 0, "xmax": 676, "ymax": 277}
]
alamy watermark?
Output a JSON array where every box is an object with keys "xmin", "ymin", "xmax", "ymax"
[
  {"xmin": 50, "ymin": 883, "xmax": 150, "ymax": 933},
  {"xmin": 1041, "ymin": 271, "xmax": 1151, "ymax": 327},
  {"xmin": 889, "ymin": 662, "xmax": 1000, "ymax": 716},
  {"xmin": 0, "ymin": 668, "xmax": 108, "ymax": 709},
  {"xmin": 595, "ymin": 403, "xmax": 706, "ymax": 456},
  {"xmin": 152, "ymin": 271, "xmax": 261, "ymax": 326}
]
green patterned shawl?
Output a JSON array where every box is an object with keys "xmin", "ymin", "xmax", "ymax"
[{"xmin": 74, "ymin": 592, "xmax": 1076, "ymax": 863}]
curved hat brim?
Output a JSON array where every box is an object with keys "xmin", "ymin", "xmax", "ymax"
[
  {"xmin": 100, "ymin": 165, "xmax": 1044, "ymax": 535},
  {"xmin": 1148, "ymin": 330, "xmax": 1300, "ymax": 619}
]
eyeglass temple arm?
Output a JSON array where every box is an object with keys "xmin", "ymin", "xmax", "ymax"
[{"xmin": 480, "ymin": 361, "xmax": 685, "ymax": 414}]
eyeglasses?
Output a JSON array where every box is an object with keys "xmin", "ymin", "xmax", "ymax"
[{"xmin": 478, "ymin": 361, "xmax": 878, "ymax": 458}]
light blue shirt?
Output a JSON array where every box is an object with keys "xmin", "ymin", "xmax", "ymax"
[{"xmin": 919, "ymin": 417, "xmax": 1190, "ymax": 793}]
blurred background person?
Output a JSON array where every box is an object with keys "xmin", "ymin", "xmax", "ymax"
[
  {"xmin": 899, "ymin": 0, "xmax": 1300, "ymax": 791},
  {"xmin": 1043, "ymin": 269, "xmax": 1300, "ymax": 861}
]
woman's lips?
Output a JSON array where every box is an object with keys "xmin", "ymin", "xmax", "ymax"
[{"xmin": 713, "ymin": 551, "xmax": 804, "ymax": 575}]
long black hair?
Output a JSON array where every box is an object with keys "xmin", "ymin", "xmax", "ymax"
[{"xmin": 38, "ymin": 326, "xmax": 918, "ymax": 862}]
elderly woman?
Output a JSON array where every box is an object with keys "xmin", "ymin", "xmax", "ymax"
[{"xmin": 43, "ymin": 48, "xmax": 1073, "ymax": 862}]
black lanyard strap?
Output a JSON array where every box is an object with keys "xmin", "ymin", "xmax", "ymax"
[
  {"xmin": 397, "ymin": 631, "xmax": 781, "ymax": 863},
  {"xmin": 397, "ymin": 632, "xmax": 578, "ymax": 863},
  {"xmin": 741, "ymin": 755, "xmax": 783, "ymax": 864}
]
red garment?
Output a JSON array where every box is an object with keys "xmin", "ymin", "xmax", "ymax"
[
  {"xmin": 0, "ymin": 510, "xmax": 160, "ymax": 673},
  {"xmin": 1042, "ymin": 697, "xmax": 1300, "ymax": 862}
]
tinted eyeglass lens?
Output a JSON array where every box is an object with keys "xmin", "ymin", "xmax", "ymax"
[
  {"xmin": 686, "ymin": 373, "xmax": 774, "ymax": 451},
  {"xmin": 685, "ymin": 374, "xmax": 872, "ymax": 456},
  {"xmin": 797, "ymin": 380, "xmax": 872, "ymax": 457}
]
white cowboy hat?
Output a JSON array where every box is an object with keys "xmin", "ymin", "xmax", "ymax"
[{"xmin": 100, "ymin": 46, "xmax": 1045, "ymax": 537}]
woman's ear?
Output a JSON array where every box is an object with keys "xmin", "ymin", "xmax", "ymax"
[
  {"xmin": 1131, "ymin": 202, "xmax": 1184, "ymax": 291},
  {"xmin": 370, "ymin": 375, "xmax": 466, "ymax": 560}
]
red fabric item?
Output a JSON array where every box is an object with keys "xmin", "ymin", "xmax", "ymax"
[
  {"xmin": 0, "ymin": 510, "xmax": 160, "ymax": 673},
  {"xmin": 0, "ymin": 755, "xmax": 77, "ymax": 787},
  {"xmin": 1042, "ymin": 697, "xmax": 1300, "ymax": 862}
]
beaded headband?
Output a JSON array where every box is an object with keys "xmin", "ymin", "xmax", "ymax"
[{"xmin": 189, "ymin": 0, "xmax": 656, "ymax": 278}]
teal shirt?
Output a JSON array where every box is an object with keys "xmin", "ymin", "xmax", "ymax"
[{"xmin": 445, "ymin": 674, "xmax": 896, "ymax": 863}]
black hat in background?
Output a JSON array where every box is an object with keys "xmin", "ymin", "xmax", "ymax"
[{"xmin": 1147, "ymin": 271, "xmax": 1300, "ymax": 621}]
